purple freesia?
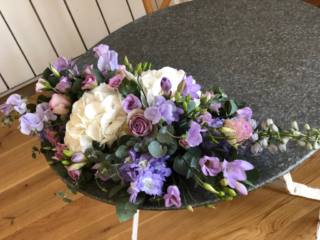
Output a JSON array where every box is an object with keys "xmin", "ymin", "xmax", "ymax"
[
  {"xmin": 236, "ymin": 107, "xmax": 252, "ymax": 119},
  {"xmin": 138, "ymin": 171, "xmax": 163, "ymax": 196},
  {"xmin": 163, "ymin": 185, "xmax": 182, "ymax": 208},
  {"xmin": 221, "ymin": 159, "xmax": 254, "ymax": 195},
  {"xmin": 144, "ymin": 95, "xmax": 183, "ymax": 124},
  {"xmin": 0, "ymin": 104, "xmax": 13, "ymax": 115},
  {"xmin": 181, "ymin": 76, "xmax": 201, "ymax": 99},
  {"xmin": 185, "ymin": 120, "xmax": 205, "ymax": 147},
  {"xmin": 122, "ymin": 94, "xmax": 142, "ymax": 113},
  {"xmin": 161, "ymin": 77, "xmax": 172, "ymax": 96},
  {"xmin": 19, "ymin": 113, "xmax": 44, "ymax": 135},
  {"xmin": 36, "ymin": 103, "xmax": 57, "ymax": 122},
  {"xmin": 55, "ymin": 76, "xmax": 72, "ymax": 93},
  {"xmin": 199, "ymin": 156, "xmax": 222, "ymax": 176},
  {"xmin": 6, "ymin": 94, "xmax": 27, "ymax": 114}
]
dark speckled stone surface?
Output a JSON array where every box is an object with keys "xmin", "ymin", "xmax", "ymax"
[{"xmin": 48, "ymin": 0, "xmax": 320, "ymax": 210}]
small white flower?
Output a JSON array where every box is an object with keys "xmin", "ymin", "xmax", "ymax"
[{"xmin": 65, "ymin": 83, "xmax": 126, "ymax": 152}]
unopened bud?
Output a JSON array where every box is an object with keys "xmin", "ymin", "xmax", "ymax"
[
  {"xmin": 222, "ymin": 187, "xmax": 237, "ymax": 197},
  {"xmin": 200, "ymin": 96, "xmax": 208, "ymax": 105},
  {"xmin": 261, "ymin": 121, "xmax": 268, "ymax": 130},
  {"xmin": 203, "ymin": 183, "xmax": 219, "ymax": 194},
  {"xmin": 134, "ymin": 63, "xmax": 142, "ymax": 73},
  {"xmin": 268, "ymin": 142, "xmax": 278, "ymax": 154},
  {"xmin": 204, "ymin": 204, "xmax": 215, "ymax": 209},
  {"xmin": 219, "ymin": 191, "xmax": 225, "ymax": 196},
  {"xmin": 220, "ymin": 178, "xmax": 229, "ymax": 186},
  {"xmin": 226, "ymin": 136, "xmax": 237, "ymax": 140},
  {"xmin": 138, "ymin": 68, "xmax": 142, "ymax": 75},
  {"xmin": 186, "ymin": 93, "xmax": 191, "ymax": 103},
  {"xmin": 49, "ymin": 62, "xmax": 60, "ymax": 78},
  {"xmin": 293, "ymin": 131, "xmax": 301, "ymax": 137},
  {"xmin": 177, "ymin": 80, "xmax": 186, "ymax": 94},
  {"xmin": 270, "ymin": 124, "xmax": 278, "ymax": 132},
  {"xmin": 251, "ymin": 142, "xmax": 263, "ymax": 155},
  {"xmin": 183, "ymin": 102, "xmax": 188, "ymax": 112},
  {"xmin": 281, "ymin": 138, "xmax": 289, "ymax": 144},
  {"xmin": 251, "ymin": 133, "xmax": 259, "ymax": 142},
  {"xmin": 124, "ymin": 56, "xmax": 129, "ymax": 67},
  {"xmin": 291, "ymin": 121, "xmax": 299, "ymax": 131},
  {"xmin": 43, "ymin": 147, "xmax": 52, "ymax": 150},
  {"xmin": 304, "ymin": 124, "xmax": 311, "ymax": 131},
  {"xmin": 312, "ymin": 128, "xmax": 318, "ymax": 133},
  {"xmin": 142, "ymin": 62, "xmax": 148, "ymax": 71},
  {"xmin": 186, "ymin": 205, "xmax": 193, "ymax": 212},
  {"xmin": 267, "ymin": 119, "xmax": 274, "ymax": 126},
  {"xmin": 307, "ymin": 142, "xmax": 313, "ymax": 151},
  {"xmin": 220, "ymin": 196, "xmax": 233, "ymax": 201},
  {"xmin": 297, "ymin": 140, "xmax": 306, "ymax": 147},
  {"xmin": 62, "ymin": 160, "xmax": 73, "ymax": 165},
  {"xmin": 313, "ymin": 142, "xmax": 319, "ymax": 150},
  {"xmin": 148, "ymin": 63, "xmax": 152, "ymax": 70},
  {"xmin": 200, "ymin": 109, "xmax": 207, "ymax": 115},
  {"xmin": 260, "ymin": 138, "xmax": 268, "ymax": 148},
  {"xmin": 175, "ymin": 92, "xmax": 181, "ymax": 102},
  {"xmin": 219, "ymin": 127, "xmax": 236, "ymax": 134},
  {"xmin": 192, "ymin": 114, "xmax": 197, "ymax": 120},
  {"xmin": 278, "ymin": 143, "xmax": 287, "ymax": 152}
]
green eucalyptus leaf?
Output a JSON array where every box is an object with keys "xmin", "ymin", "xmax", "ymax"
[
  {"xmin": 246, "ymin": 168, "xmax": 261, "ymax": 182},
  {"xmin": 187, "ymin": 101, "xmax": 196, "ymax": 113},
  {"xmin": 32, "ymin": 152, "xmax": 36, "ymax": 159},
  {"xmin": 157, "ymin": 132, "xmax": 173, "ymax": 144},
  {"xmin": 57, "ymin": 192, "xmax": 64, "ymax": 198},
  {"xmin": 109, "ymin": 183, "xmax": 128, "ymax": 198},
  {"xmin": 55, "ymin": 163, "xmax": 68, "ymax": 177},
  {"xmin": 166, "ymin": 139, "xmax": 178, "ymax": 155},
  {"xmin": 91, "ymin": 150, "xmax": 105, "ymax": 163},
  {"xmin": 47, "ymin": 76, "xmax": 59, "ymax": 87},
  {"xmin": 37, "ymin": 95, "xmax": 51, "ymax": 103},
  {"xmin": 118, "ymin": 78, "xmax": 140, "ymax": 98},
  {"xmin": 98, "ymin": 161, "xmax": 112, "ymax": 177},
  {"xmin": 224, "ymin": 100, "xmax": 238, "ymax": 115},
  {"xmin": 84, "ymin": 148, "xmax": 93, "ymax": 158},
  {"xmin": 173, "ymin": 155, "xmax": 189, "ymax": 176},
  {"xmin": 159, "ymin": 125, "xmax": 175, "ymax": 135},
  {"xmin": 148, "ymin": 141, "xmax": 167, "ymax": 158},
  {"xmin": 66, "ymin": 185, "xmax": 77, "ymax": 195},
  {"xmin": 241, "ymin": 180, "xmax": 256, "ymax": 189},
  {"xmin": 92, "ymin": 69, "xmax": 105, "ymax": 83},
  {"xmin": 117, "ymin": 135, "xmax": 132, "ymax": 146},
  {"xmin": 63, "ymin": 198, "xmax": 73, "ymax": 203},
  {"xmin": 105, "ymin": 70, "xmax": 117, "ymax": 82},
  {"xmin": 115, "ymin": 145, "xmax": 130, "ymax": 159},
  {"xmin": 42, "ymin": 68, "xmax": 52, "ymax": 80},
  {"xmin": 116, "ymin": 194, "xmax": 138, "ymax": 223},
  {"xmin": 72, "ymin": 78, "xmax": 83, "ymax": 93}
]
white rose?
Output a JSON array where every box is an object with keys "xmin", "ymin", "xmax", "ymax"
[
  {"xmin": 65, "ymin": 83, "xmax": 126, "ymax": 152},
  {"xmin": 140, "ymin": 67, "xmax": 201, "ymax": 106}
]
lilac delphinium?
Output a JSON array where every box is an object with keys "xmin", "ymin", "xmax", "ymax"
[
  {"xmin": 6, "ymin": 94, "xmax": 27, "ymax": 114},
  {"xmin": 221, "ymin": 160, "xmax": 254, "ymax": 195},
  {"xmin": 138, "ymin": 171, "xmax": 164, "ymax": 196},
  {"xmin": 185, "ymin": 120, "xmax": 205, "ymax": 147},
  {"xmin": 181, "ymin": 75, "xmax": 201, "ymax": 99},
  {"xmin": 163, "ymin": 185, "xmax": 182, "ymax": 208},
  {"xmin": 144, "ymin": 95, "xmax": 183, "ymax": 124}
]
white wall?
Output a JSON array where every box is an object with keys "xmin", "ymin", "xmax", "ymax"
[{"xmin": 0, "ymin": 0, "xmax": 191, "ymax": 96}]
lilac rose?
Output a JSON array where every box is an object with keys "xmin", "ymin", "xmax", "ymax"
[
  {"xmin": 127, "ymin": 108, "xmax": 153, "ymax": 137},
  {"xmin": 122, "ymin": 94, "xmax": 142, "ymax": 113},
  {"xmin": 107, "ymin": 74, "xmax": 124, "ymax": 89}
]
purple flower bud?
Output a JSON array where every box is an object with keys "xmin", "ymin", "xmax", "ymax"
[
  {"xmin": 179, "ymin": 139, "xmax": 189, "ymax": 148},
  {"xmin": 35, "ymin": 78, "xmax": 50, "ymax": 92},
  {"xmin": 163, "ymin": 185, "xmax": 181, "ymax": 208},
  {"xmin": 161, "ymin": 77, "xmax": 172, "ymax": 95},
  {"xmin": 122, "ymin": 94, "xmax": 142, "ymax": 113},
  {"xmin": 55, "ymin": 76, "xmax": 72, "ymax": 93},
  {"xmin": 64, "ymin": 166, "xmax": 82, "ymax": 180},
  {"xmin": 71, "ymin": 152, "xmax": 87, "ymax": 162}
]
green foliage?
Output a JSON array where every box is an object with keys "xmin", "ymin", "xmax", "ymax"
[
  {"xmin": 157, "ymin": 132, "xmax": 173, "ymax": 144},
  {"xmin": 115, "ymin": 145, "xmax": 130, "ymax": 158},
  {"xmin": 148, "ymin": 141, "xmax": 167, "ymax": 158},
  {"xmin": 71, "ymin": 78, "xmax": 83, "ymax": 93},
  {"xmin": 37, "ymin": 95, "xmax": 51, "ymax": 103},
  {"xmin": 57, "ymin": 192, "xmax": 64, "ymax": 198},
  {"xmin": 166, "ymin": 139, "xmax": 178, "ymax": 155},
  {"xmin": 67, "ymin": 185, "xmax": 78, "ymax": 195},
  {"xmin": 187, "ymin": 101, "xmax": 196, "ymax": 113},
  {"xmin": 47, "ymin": 76, "xmax": 60, "ymax": 88},
  {"xmin": 55, "ymin": 163, "xmax": 69, "ymax": 177},
  {"xmin": 92, "ymin": 69, "xmax": 105, "ymax": 83},
  {"xmin": 63, "ymin": 198, "xmax": 73, "ymax": 203},
  {"xmin": 62, "ymin": 150, "xmax": 74, "ymax": 158},
  {"xmin": 27, "ymin": 104, "xmax": 36, "ymax": 113},
  {"xmin": 42, "ymin": 68, "xmax": 52, "ymax": 80},
  {"xmin": 116, "ymin": 193, "xmax": 146, "ymax": 223},
  {"xmin": 245, "ymin": 168, "xmax": 261, "ymax": 182},
  {"xmin": 224, "ymin": 100, "xmax": 238, "ymax": 116},
  {"xmin": 117, "ymin": 135, "xmax": 132, "ymax": 146},
  {"xmin": 118, "ymin": 78, "xmax": 141, "ymax": 98},
  {"xmin": 236, "ymin": 101, "xmax": 246, "ymax": 109},
  {"xmin": 109, "ymin": 183, "xmax": 128, "ymax": 198},
  {"xmin": 32, "ymin": 152, "xmax": 36, "ymax": 159},
  {"xmin": 173, "ymin": 155, "xmax": 189, "ymax": 176},
  {"xmin": 241, "ymin": 180, "xmax": 256, "ymax": 189},
  {"xmin": 105, "ymin": 70, "xmax": 117, "ymax": 83},
  {"xmin": 159, "ymin": 125, "xmax": 175, "ymax": 135},
  {"xmin": 98, "ymin": 161, "xmax": 112, "ymax": 178}
]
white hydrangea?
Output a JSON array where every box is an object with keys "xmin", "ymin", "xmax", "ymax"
[
  {"xmin": 64, "ymin": 83, "xmax": 126, "ymax": 152},
  {"xmin": 140, "ymin": 67, "xmax": 201, "ymax": 106}
]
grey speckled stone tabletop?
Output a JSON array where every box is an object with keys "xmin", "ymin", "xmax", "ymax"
[{"xmin": 48, "ymin": 0, "xmax": 320, "ymax": 210}]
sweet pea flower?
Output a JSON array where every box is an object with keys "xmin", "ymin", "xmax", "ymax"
[
  {"xmin": 35, "ymin": 78, "xmax": 50, "ymax": 92},
  {"xmin": 52, "ymin": 57, "xmax": 78, "ymax": 78},
  {"xmin": 65, "ymin": 166, "xmax": 82, "ymax": 180},
  {"xmin": 117, "ymin": 65, "xmax": 133, "ymax": 80},
  {"xmin": 181, "ymin": 75, "xmax": 201, "ymax": 99},
  {"xmin": 6, "ymin": 94, "xmax": 27, "ymax": 114},
  {"xmin": 144, "ymin": 95, "xmax": 183, "ymax": 124},
  {"xmin": 55, "ymin": 76, "xmax": 72, "ymax": 93},
  {"xmin": 0, "ymin": 104, "xmax": 13, "ymax": 115},
  {"xmin": 163, "ymin": 185, "xmax": 182, "ymax": 208},
  {"xmin": 92, "ymin": 163, "xmax": 110, "ymax": 181},
  {"xmin": 127, "ymin": 108, "xmax": 153, "ymax": 137},
  {"xmin": 122, "ymin": 94, "xmax": 142, "ymax": 113},
  {"xmin": 82, "ymin": 73, "xmax": 97, "ymax": 90},
  {"xmin": 36, "ymin": 103, "xmax": 57, "ymax": 122},
  {"xmin": 223, "ymin": 118, "xmax": 253, "ymax": 143},
  {"xmin": 161, "ymin": 77, "xmax": 172, "ymax": 96},
  {"xmin": 45, "ymin": 129, "xmax": 59, "ymax": 147},
  {"xmin": 19, "ymin": 113, "xmax": 44, "ymax": 135},
  {"xmin": 107, "ymin": 74, "xmax": 124, "ymax": 89},
  {"xmin": 236, "ymin": 107, "xmax": 252, "ymax": 119},
  {"xmin": 221, "ymin": 160, "xmax": 254, "ymax": 195},
  {"xmin": 95, "ymin": 44, "xmax": 119, "ymax": 72},
  {"xmin": 49, "ymin": 94, "xmax": 71, "ymax": 115},
  {"xmin": 209, "ymin": 103, "xmax": 221, "ymax": 115},
  {"xmin": 185, "ymin": 120, "xmax": 205, "ymax": 147},
  {"xmin": 199, "ymin": 156, "xmax": 222, "ymax": 176}
]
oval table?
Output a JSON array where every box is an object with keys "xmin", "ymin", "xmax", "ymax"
[{"xmin": 48, "ymin": 0, "xmax": 320, "ymax": 210}]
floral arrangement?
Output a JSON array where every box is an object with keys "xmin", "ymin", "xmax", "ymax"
[{"xmin": 1, "ymin": 44, "xmax": 320, "ymax": 222}]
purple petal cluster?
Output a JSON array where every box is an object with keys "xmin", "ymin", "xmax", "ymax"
[
  {"xmin": 185, "ymin": 120, "xmax": 205, "ymax": 147},
  {"xmin": 2, "ymin": 94, "xmax": 28, "ymax": 114},
  {"xmin": 55, "ymin": 76, "xmax": 72, "ymax": 93},
  {"xmin": 163, "ymin": 185, "xmax": 181, "ymax": 207},
  {"xmin": 181, "ymin": 76, "xmax": 201, "ymax": 99},
  {"xmin": 144, "ymin": 95, "xmax": 183, "ymax": 124},
  {"xmin": 94, "ymin": 44, "xmax": 119, "ymax": 72},
  {"xmin": 51, "ymin": 57, "xmax": 78, "ymax": 77},
  {"xmin": 118, "ymin": 150, "xmax": 171, "ymax": 203}
]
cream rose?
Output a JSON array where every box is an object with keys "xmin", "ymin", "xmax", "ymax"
[
  {"xmin": 140, "ymin": 67, "xmax": 201, "ymax": 106},
  {"xmin": 64, "ymin": 83, "xmax": 126, "ymax": 152}
]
